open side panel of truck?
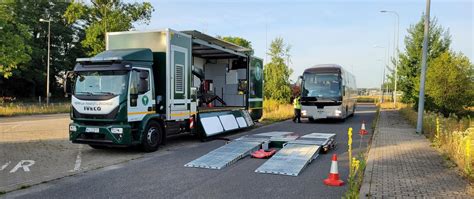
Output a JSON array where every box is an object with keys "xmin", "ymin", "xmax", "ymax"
[
  {"xmin": 167, "ymin": 30, "xmax": 193, "ymax": 121},
  {"xmin": 248, "ymin": 57, "xmax": 263, "ymax": 120},
  {"xmin": 181, "ymin": 31, "xmax": 259, "ymax": 137}
]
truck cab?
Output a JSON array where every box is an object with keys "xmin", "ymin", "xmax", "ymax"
[{"xmin": 66, "ymin": 29, "xmax": 263, "ymax": 152}]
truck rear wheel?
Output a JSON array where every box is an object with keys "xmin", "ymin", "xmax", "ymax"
[{"xmin": 141, "ymin": 121, "xmax": 163, "ymax": 152}]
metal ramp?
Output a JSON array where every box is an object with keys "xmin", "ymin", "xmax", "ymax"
[
  {"xmin": 255, "ymin": 133, "xmax": 336, "ymax": 176},
  {"xmin": 288, "ymin": 133, "xmax": 336, "ymax": 147},
  {"xmin": 254, "ymin": 144, "xmax": 320, "ymax": 176},
  {"xmin": 184, "ymin": 140, "xmax": 264, "ymax": 170}
]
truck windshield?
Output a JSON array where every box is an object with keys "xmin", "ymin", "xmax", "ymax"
[
  {"xmin": 302, "ymin": 73, "xmax": 341, "ymax": 98},
  {"xmin": 74, "ymin": 71, "xmax": 129, "ymax": 96}
]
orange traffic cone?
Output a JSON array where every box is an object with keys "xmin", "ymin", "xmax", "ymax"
[
  {"xmin": 359, "ymin": 120, "xmax": 368, "ymax": 135},
  {"xmin": 323, "ymin": 154, "xmax": 344, "ymax": 186}
]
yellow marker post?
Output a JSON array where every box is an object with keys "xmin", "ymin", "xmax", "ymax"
[{"xmin": 348, "ymin": 127, "xmax": 353, "ymax": 176}]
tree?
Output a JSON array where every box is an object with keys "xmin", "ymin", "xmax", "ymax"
[
  {"xmin": 64, "ymin": 0, "xmax": 154, "ymax": 56},
  {"xmin": 0, "ymin": 2, "xmax": 31, "ymax": 79},
  {"xmin": 397, "ymin": 15, "xmax": 451, "ymax": 103},
  {"xmin": 0, "ymin": 1, "xmax": 86, "ymax": 98},
  {"xmin": 426, "ymin": 51, "xmax": 473, "ymax": 116},
  {"xmin": 217, "ymin": 36, "xmax": 253, "ymax": 54},
  {"xmin": 264, "ymin": 37, "xmax": 292, "ymax": 103}
]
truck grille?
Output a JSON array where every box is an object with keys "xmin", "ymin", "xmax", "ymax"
[{"xmin": 73, "ymin": 107, "xmax": 119, "ymax": 120}]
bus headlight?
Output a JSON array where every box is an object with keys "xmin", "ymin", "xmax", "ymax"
[
  {"xmin": 335, "ymin": 110, "xmax": 342, "ymax": 116},
  {"xmin": 301, "ymin": 110, "xmax": 307, "ymax": 116},
  {"xmin": 111, "ymin": 128, "xmax": 123, "ymax": 134},
  {"xmin": 69, "ymin": 125, "xmax": 77, "ymax": 132}
]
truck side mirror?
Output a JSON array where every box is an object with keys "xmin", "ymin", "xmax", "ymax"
[
  {"xmin": 64, "ymin": 71, "xmax": 74, "ymax": 97},
  {"xmin": 138, "ymin": 70, "xmax": 149, "ymax": 94},
  {"xmin": 138, "ymin": 79, "xmax": 148, "ymax": 94},
  {"xmin": 140, "ymin": 70, "xmax": 149, "ymax": 79}
]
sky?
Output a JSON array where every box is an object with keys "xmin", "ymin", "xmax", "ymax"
[{"xmin": 131, "ymin": 0, "xmax": 473, "ymax": 88}]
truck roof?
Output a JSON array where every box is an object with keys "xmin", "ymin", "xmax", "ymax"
[
  {"xmin": 76, "ymin": 48, "xmax": 153, "ymax": 63},
  {"xmin": 181, "ymin": 30, "xmax": 252, "ymax": 53}
]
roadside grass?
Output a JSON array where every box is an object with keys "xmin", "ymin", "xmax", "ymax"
[
  {"xmin": 358, "ymin": 95, "xmax": 394, "ymax": 104},
  {"xmin": 399, "ymin": 105, "xmax": 473, "ymax": 181},
  {"xmin": 259, "ymin": 99, "xmax": 293, "ymax": 124},
  {"xmin": 345, "ymin": 153, "xmax": 368, "ymax": 199},
  {"xmin": 345, "ymin": 104, "xmax": 380, "ymax": 198},
  {"xmin": 357, "ymin": 96, "xmax": 377, "ymax": 103},
  {"xmin": 377, "ymin": 101, "xmax": 406, "ymax": 110},
  {"xmin": 0, "ymin": 103, "xmax": 70, "ymax": 117}
]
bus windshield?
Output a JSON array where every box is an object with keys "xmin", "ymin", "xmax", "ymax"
[
  {"xmin": 302, "ymin": 73, "xmax": 341, "ymax": 99},
  {"xmin": 74, "ymin": 71, "xmax": 129, "ymax": 96}
]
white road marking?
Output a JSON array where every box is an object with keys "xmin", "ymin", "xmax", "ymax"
[
  {"xmin": 72, "ymin": 145, "xmax": 83, "ymax": 172},
  {"xmin": 1, "ymin": 161, "xmax": 11, "ymax": 171},
  {"xmin": 9, "ymin": 160, "xmax": 35, "ymax": 173}
]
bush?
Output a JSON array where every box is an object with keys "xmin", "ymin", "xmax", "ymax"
[
  {"xmin": 259, "ymin": 99, "xmax": 293, "ymax": 124},
  {"xmin": 425, "ymin": 51, "xmax": 473, "ymax": 116},
  {"xmin": 399, "ymin": 105, "xmax": 473, "ymax": 179}
]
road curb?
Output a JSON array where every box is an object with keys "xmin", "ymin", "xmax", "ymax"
[{"xmin": 359, "ymin": 107, "xmax": 381, "ymax": 198}]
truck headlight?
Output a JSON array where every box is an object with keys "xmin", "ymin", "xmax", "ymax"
[
  {"xmin": 111, "ymin": 128, "xmax": 123, "ymax": 134},
  {"xmin": 301, "ymin": 110, "xmax": 307, "ymax": 116},
  {"xmin": 69, "ymin": 125, "xmax": 77, "ymax": 132}
]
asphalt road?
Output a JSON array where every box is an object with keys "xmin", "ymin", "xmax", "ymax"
[
  {"xmin": 3, "ymin": 104, "xmax": 376, "ymax": 199},
  {"xmin": 0, "ymin": 114, "xmax": 145, "ymax": 192}
]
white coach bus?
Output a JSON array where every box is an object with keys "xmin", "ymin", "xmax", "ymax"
[{"xmin": 298, "ymin": 64, "xmax": 357, "ymax": 121}]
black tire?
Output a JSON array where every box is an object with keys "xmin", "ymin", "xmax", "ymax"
[
  {"xmin": 89, "ymin": 144, "xmax": 108, "ymax": 149},
  {"xmin": 141, "ymin": 120, "xmax": 163, "ymax": 152},
  {"xmin": 308, "ymin": 118, "xmax": 315, "ymax": 122}
]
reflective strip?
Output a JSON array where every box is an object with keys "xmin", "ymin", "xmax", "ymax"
[
  {"xmin": 330, "ymin": 160, "xmax": 338, "ymax": 174},
  {"xmin": 248, "ymin": 98, "xmax": 263, "ymax": 102},
  {"xmin": 128, "ymin": 111, "xmax": 155, "ymax": 115},
  {"xmin": 170, "ymin": 111, "xmax": 197, "ymax": 117}
]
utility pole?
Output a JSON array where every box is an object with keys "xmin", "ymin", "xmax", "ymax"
[
  {"xmin": 380, "ymin": 10, "xmax": 400, "ymax": 106},
  {"xmin": 416, "ymin": 0, "xmax": 431, "ymax": 134},
  {"xmin": 39, "ymin": 19, "xmax": 51, "ymax": 105},
  {"xmin": 374, "ymin": 45, "xmax": 386, "ymax": 104}
]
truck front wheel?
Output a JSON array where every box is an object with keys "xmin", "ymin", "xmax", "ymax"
[
  {"xmin": 141, "ymin": 121, "xmax": 163, "ymax": 152},
  {"xmin": 89, "ymin": 144, "xmax": 108, "ymax": 149}
]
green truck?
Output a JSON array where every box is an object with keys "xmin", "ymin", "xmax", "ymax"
[{"xmin": 65, "ymin": 29, "xmax": 263, "ymax": 152}]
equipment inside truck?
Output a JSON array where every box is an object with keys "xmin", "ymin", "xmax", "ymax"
[{"xmin": 184, "ymin": 31, "xmax": 251, "ymax": 111}]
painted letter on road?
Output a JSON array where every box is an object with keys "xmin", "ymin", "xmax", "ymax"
[{"xmin": 9, "ymin": 160, "xmax": 35, "ymax": 173}]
